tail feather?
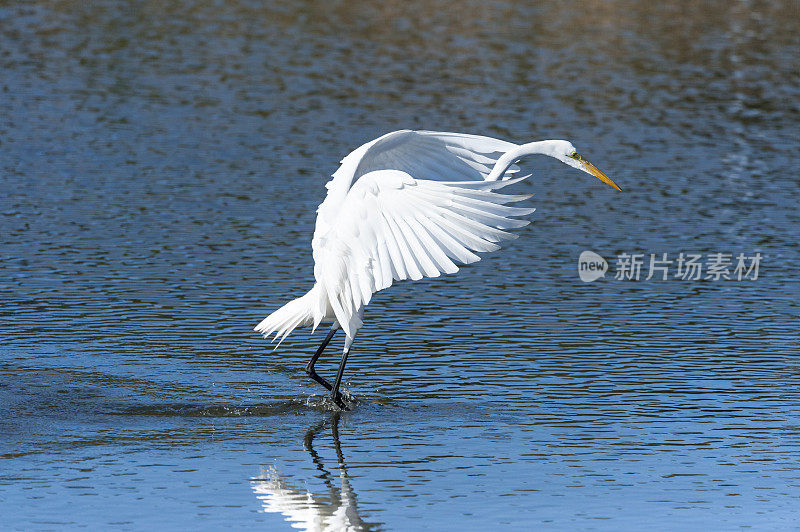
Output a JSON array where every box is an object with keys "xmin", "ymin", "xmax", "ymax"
[{"xmin": 254, "ymin": 290, "xmax": 315, "ymax": 349}]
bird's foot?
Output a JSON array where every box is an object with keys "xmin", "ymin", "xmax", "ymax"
[{"xmin": 331, "ymin": 390, "xmax": 354, "ymax": 411}]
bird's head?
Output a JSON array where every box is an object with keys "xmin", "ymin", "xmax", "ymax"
[{"xmin": 547, "ymin": 140, "xmax": 621, "ymax": 191}]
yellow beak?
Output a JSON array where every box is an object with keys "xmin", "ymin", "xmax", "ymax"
[{"xmin": 572, "ymin": 153, "xmax": 621, "ymax": 191}]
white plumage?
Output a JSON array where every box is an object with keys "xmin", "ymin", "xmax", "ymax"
[{"xmin": 254, "ymin": 129, "xmax": 619, "ymax": 408}]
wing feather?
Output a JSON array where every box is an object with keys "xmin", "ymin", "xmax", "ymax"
[
  {"xmin": 312, "ymin": 170, "xmax": 533, "ymax": 337},
  {"xmin": 349, "ymin": 130, "xmax": 522, "ymax": 185},
  {"xmin": 382, "ymin": 210, "xmax": 423, "ymax": 280},
  {"xmin": 377, "ymin": 212, "xmax": 407, "ymax": 281},
  {"xmin": 403, "ymin": 208, "xmax": 459, "ymax": 275}
]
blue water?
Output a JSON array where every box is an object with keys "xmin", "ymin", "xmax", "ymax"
[{"xmin": 2, "ymin": 1, "xmax": 799, "ymax": 529}]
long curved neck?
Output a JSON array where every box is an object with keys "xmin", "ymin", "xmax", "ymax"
[{"xmin": 485, "ymin": 141, "xmax": 562, "ymax": 181}]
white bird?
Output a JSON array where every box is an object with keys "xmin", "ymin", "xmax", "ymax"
[{"xmin": 255, "ymin": 130, "xmax": 620, "ymax": 409}]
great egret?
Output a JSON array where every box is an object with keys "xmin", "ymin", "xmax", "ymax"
[{"xmin": 255, "ymin": 130, "xmax": 620, "ymax": 409}]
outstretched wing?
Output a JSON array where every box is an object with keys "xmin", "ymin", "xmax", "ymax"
[
  {"xmin": 312, "ymin": 169, "xmax": 534, "ymax": 337},
  {"xmin": 341, "ymin": 130, "xmax": 524, "ymax": 184}
]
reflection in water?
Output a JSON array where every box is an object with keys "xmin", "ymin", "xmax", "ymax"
[{"xmin": 251, "ymin": 415, "xmax": 379, "ymax": 531}]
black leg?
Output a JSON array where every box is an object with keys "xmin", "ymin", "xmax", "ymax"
[
  {"xmin": 306, "ymin": 328, "xmax": 337, "ymax": 392},
  {"xmin": 331, "ymin": 349, "xmax": 351, "ymax": 410},
  {"xmin": 303, "ymin": 417, "xmax": 337, "ymax": 496}
]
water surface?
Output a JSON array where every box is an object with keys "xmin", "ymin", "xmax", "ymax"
[{"xmin": 2, "ymin": 1, "xmax": 799, "ymax": 529}]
